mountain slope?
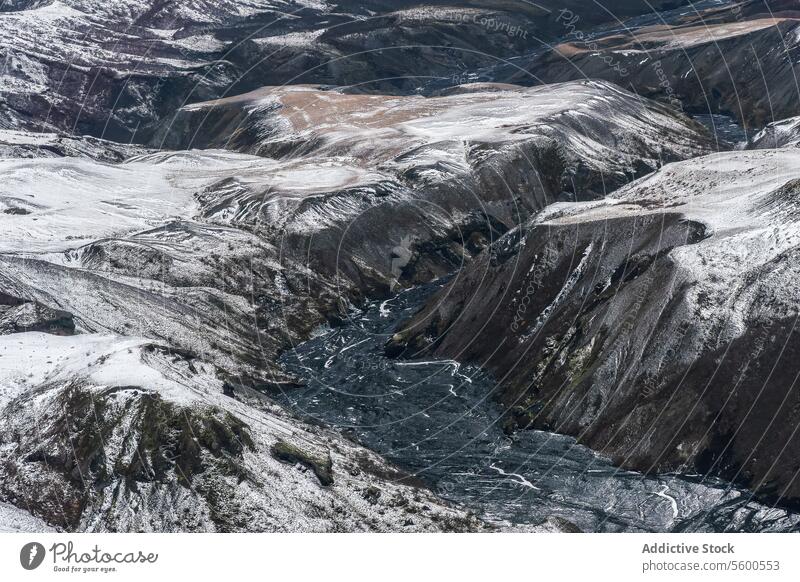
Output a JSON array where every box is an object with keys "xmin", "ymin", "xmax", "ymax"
[
  {"xmin": 503, "ymin": 0, "xmax": 800, "ymax": 129},
  {"xmin": 0, "ymin": 331, "xmax": 482, "ymax": 531},
  {"xmin": 388, "ymin": 148, "xmax": 800, "ymax": 506},
  {"xmin": 751, "ymin": 116, "xmax": 800, "ymax": 149},
  {"xmin": 0, "ymin": 82, "xmax": 712, "ymax": 389},
  {"xmin": 0, "ymin": 0, "xmax": 695, "ymax": 141}
]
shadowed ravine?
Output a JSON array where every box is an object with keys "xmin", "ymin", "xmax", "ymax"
[{"xmin": 277, "ymin": 281, "xmax": 800, "ymax": 532}]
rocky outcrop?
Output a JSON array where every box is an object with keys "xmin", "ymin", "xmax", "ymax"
[
  {"xmin": 0, "ymin": 292, "xmax": 75, "ymax": 336},
  {"xmin": 0, "ymin": 81, "xmax": 712, "ymax": 388},
  {"xmin": 388, "ymin": 148, "xmax": 800, "ymax": 507},
  {"xmin": 751, "ymin": 116, "xmax": 800, "ymax": 149}
]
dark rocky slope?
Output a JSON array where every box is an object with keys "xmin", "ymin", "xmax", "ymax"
[
  {"xmin": 0, "ymin": 292, "xmax": 75, "ymax": 335},
  {"xmin": 0, "ymin": 331, "xmax": 484, "ymax": 532},
  {"xmin": 502, "ymin": 0, "xmax": 800, "ymax": 129},
  {"xmin": 388, "ymin": 148, "xmax": 800, "ymax": 507}
]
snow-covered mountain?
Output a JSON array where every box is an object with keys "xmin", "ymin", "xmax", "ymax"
[
  {"xmin": 504, "ymin": 0, "xmax": 800, "ymax": 129},
  {"xmin": 388, "ymin": 148, "xmax": 800, "ymax": 505},
  {"xmin": 0, "ymin": 75, "xmax": 713, "ymax": 530},
  {"xmin": 0, "ymin": 81, "xmax": 711, "ymax": 387},
  {"xmin": 2, "ymin": 0, "xmax": 799, "ymax": 533},
  {"xmin": 0, "ymin": 0, "xmax": 695, "ymax": 141},
  {"xmin": 751, "ymin": 116, "xmax": 800, "ymax": 149},
  {"xmin": 0, "ymin": 330, "xmax": 488, "ymax": 531}
]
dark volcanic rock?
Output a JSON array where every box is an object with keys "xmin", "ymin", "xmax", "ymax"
[
  {"xmin": 0, "ymin": 292, "xmax": 75, "ymax": 336},
  {"xmin": 271, "ymin": 440, "xmax": 334, "ymax": 486},
  {"xmin": 388, "ymin": 149, "xmax": 800, "ymax": 506},
  {"xmin": 504, "ymin": 0, "xmax": 800, "ymax": 130}
]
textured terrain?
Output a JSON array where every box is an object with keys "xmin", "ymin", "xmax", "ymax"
[
  {"xmin": 0, "ymin": 0, "xmax": 695, "ymax": 141},
  {"xmin": 751, "ymin": 115, "xmax": 800, "ymax": 149},
  {"xmin": 3, "ymin": 0, "xmax": 800, "ymax": 533},
  {"xmin": 0, "ymin": 77, "xmax": 711, "ymax": 531},
  {"xmin": 501, "ymin": 0, "xmax": 800, "ymax": 129},
  {"xmin": 389, "ymin": 148, "xmax": 800, "ymax": 506},
  {"xmin": 0, "ymin": 331, "xmax": 486, "ymax": 532}
]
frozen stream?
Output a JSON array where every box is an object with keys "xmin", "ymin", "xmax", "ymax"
[{"xmin": 277, "ymin": 282, "xmax": 800, "ymax": 532}]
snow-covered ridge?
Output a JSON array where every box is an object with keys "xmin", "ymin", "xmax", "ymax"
[
  {"xmin": 0, "ymin": 501, "xmax": 54, "ymax": 533},
  {"xmin": 169, "ymin": 80, "xmax": 711, "ymax": 206},
  {"xmin": 510, "ymin": 2, "xmax": 800, "ymax": 128},
  {"xmin": 0, "ymin": 81, "xmax": 712, "ymax": 386},
  {"xmin": 610, "ymin": 17, "xmax": 793, "ymax": 51},
  {"xmin": 0, "ymin": 129, "xmax": 146, "ymax": 161},
  {"xmin": 0, "ymin": 0, "xmax": 338, "ymax": 139},
  {"xmin": 0, "ymin": 0, "xmax": 701, "ymax": 142},
  {"xmin": 389, "ymin": 146, "xmax": 800, "ymax": 504},
  {"xmin": 751, "ymin": 116, "xmax": 800, "ymax": 150},
  {"xmin": 0, "ymin": 150, "xmax": 271, "ymax": 253},
  {"xmin": 0, "ymin": 331, "xmax": 480, "ymax": 532}
]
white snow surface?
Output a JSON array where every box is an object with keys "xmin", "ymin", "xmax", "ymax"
[{"xmin": 0, "ymin": 501, "xmax": 56, "ymax": 533}]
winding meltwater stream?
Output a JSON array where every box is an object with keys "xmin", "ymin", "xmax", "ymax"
[{"xmin": 277, "ymin": 281, "xmax": 800, "ymax": 532}]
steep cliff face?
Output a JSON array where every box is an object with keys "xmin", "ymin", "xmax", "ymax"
[
  {"xmin": 503, "ymin": 0, "xmax": 800, "ymax": 129},
  {"xmin": 388, "ymin": 148, "xmax": 800, "ymax": 506}
]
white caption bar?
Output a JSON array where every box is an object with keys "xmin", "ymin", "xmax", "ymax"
[{"xmin": 1, "ymin": 533, "xmax": 798, "ymax": 581}]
